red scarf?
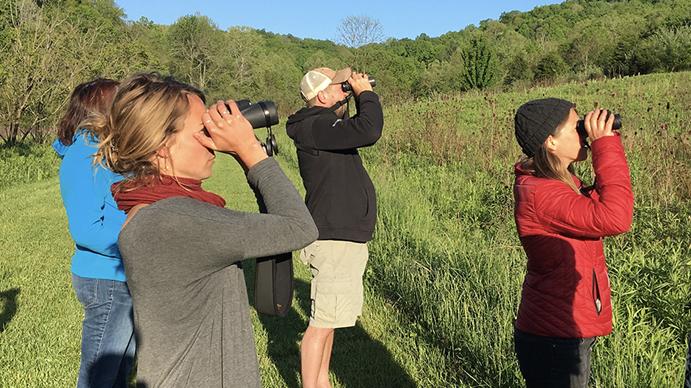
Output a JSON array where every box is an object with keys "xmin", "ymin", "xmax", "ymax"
[{"xmin": 112, "ymin": 175, "xmax": 226, "ymax": 213}]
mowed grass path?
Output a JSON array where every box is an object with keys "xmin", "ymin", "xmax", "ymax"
[{"xmin": 0, "ymin": 152, "xmax": 455, "ymax": 387}]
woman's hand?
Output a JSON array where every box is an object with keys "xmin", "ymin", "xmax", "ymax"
[
  {"xmin": 195, "ymin": 100, "xmax": 267, "ymax": 169},
  {"xmin": 584, "ymin": 108, "xmax": 616, "ymax": 141}
]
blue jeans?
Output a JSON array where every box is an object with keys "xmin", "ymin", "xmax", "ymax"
[{"xmin": 72, "ymin": 274, "xmax": 136, "ymax": 388}]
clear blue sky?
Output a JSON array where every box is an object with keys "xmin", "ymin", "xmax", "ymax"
[{"xmin": 115, "ymin": 0, "xmax": 563, "ymax": 41}]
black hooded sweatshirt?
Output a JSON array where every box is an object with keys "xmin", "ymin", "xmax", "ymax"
[{"xmin": 286, "ymin": 91, "xmax": 383, "ymax": 243}]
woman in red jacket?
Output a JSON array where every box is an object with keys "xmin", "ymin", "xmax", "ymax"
[{"xmin": 512, "ymin": 98, "xmax": 634, "ymax": 387}]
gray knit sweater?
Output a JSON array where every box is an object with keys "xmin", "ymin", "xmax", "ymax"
[{"xmin": 118, "ymin": 158, "xmax": 318, "ymax": 387}]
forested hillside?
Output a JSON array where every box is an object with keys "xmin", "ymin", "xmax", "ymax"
[{"xmin": 1, "ymin": 0, "xmax": 689, "ymax": 145}]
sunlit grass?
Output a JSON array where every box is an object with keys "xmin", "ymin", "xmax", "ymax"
[
  {"xmin": 0, "ymin": 152, "xmax": 453, "ymax": 387},
  {"xmin": 1, "ymin": 71, "xmax": 689, "ymax": 387}
]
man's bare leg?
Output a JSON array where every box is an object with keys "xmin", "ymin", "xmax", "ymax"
[
  {"xmin": 301, "ymin": 325, "xmax": 334, "ymax": 388},
  {"xmin": 316, "ymin": 329, "xmax": 335, "ymax": 388}
]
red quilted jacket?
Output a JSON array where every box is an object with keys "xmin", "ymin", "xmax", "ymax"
[{"xmin": 513, "ymin": 135, "xmax": 634, "ymax": 338}]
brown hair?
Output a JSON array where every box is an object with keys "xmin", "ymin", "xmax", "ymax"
[
  {"xmin": 519, "ymin": 114, "xmax": 580, "ymax": 193},
  {"xmin": 57, "ymin": 78, "xmax": 119, "ymax": 146},
  {"xmin": 90, "ymin": 73, "xmax": 205, "ymax": 185}
]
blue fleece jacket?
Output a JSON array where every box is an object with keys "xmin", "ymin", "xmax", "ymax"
[{"xmin": 53, "ymin": 130, "xmax": 127, "ymax": 281}]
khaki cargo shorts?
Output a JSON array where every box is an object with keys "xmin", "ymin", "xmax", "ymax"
[{"xmin": 300, "ymin": 240, "xmax": 368, "ymax": 328}]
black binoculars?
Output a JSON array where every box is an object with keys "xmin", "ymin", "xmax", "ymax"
[
  {"xmin": 341, "ymin": 78, "xmax": 376, "ymax": 92},
  {"xmin": 227, "ymin": 100, "xmax": 280, "ymax": 156},
  {"xmin": 233, "ymin": 100, "xmax": 279, "ymax": 129},
  {"xmin": 577, "ymin": 112, "xmax": 622, "ymax": 138}
]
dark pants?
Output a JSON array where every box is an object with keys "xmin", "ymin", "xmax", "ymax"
[
  {"xmin": 684, "ymin": 334, "xmax": 691, "ymax": 388},
  {"xmin": 514, "ymin": 328, "xmax": 596, "ymax": 388}
]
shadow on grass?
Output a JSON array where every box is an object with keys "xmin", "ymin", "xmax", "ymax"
[
  {"xmin": 0, "ymin": 287, "xmax": 20, "ymax": 333},
  {"xmin": 246, "ymin": 262, "xmax": 416, "ymax": 388}
]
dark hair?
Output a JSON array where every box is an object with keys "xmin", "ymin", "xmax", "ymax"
[
  {"xmin": 57, "ymin": 78, "xmax": 120, "ymax": 146},
  {"xmin": 519, "ymin": 111, "xmax": 580, "ymax": 194}
]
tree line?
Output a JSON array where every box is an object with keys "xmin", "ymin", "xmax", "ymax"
[{"xmin": 1, "ymin": 0, "xmax": 689, "ymax": 145}]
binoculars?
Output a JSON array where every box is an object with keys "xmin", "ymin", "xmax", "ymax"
[
  {"xmin": 577, "ymin": 112, "xmax": 622, "ymax": 138},
  {"xmin": 228, "ymin": 100, "xmax": 280, "ymax": 156},
  {"xmin": 233, "ymin": 100, "xmax": 279, "ymax": 129},
  {"xmin": 341, "ymin": 78, "xmax": 376, "ymax": 92}
]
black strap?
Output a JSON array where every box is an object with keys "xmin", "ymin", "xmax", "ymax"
[{"xmin": 328, "ymin": 95, "xmax": 352, "ymax": 118}]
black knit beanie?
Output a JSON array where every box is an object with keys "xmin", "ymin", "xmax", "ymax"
[{"xmin": 514, "ymin": 98, "xmax": 575, "ymax": 157}]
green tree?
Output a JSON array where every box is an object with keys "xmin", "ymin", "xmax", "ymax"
[
  {"xmin": 301, "ymin": 49, "xmax": 349, "ymax": 73},
  {"xmin": 387, "ymin": 36, "xmax": 444, "ymax": 67},
  {"xmin": 250, "ymin": 51, "xmax": 303, "ymax": 114},
  {"xmin": 635, "ymin": 26, "xmax": 691, "ymax": 73},
  {"xmin": 168, "ymin": 14, "xmax": 225, "ymax": 91},
  {"xmin": 128, "ymin": 17, "xmax": 170, "ymax": 73},
  {"xmin": 458, "ymin": 36, "xmax": 499, "ymax": 90},
  {"xmin": 414, "ymin": 59, "xmax": 464, "ymax": 97},
  {"xmin": 534, "ymin": 51, "xmax": 569, "ymax": 83},
  {"xmin": 45, "ymin": 0, "xmax": 144, "ymax": 78},
  {"xmin": 505, "ymin": 54, "xmax": 533, "ymax": 85},
  {"xmin": 219, "ymin": 27, "xmax": 264, "ymax": 98},
  {"xmin": 353, "ymin": 44, "xmax": 420, "ymax": 100},
  {"xmin": 0, "ymin": 0, "xmax": 98, "ymax": 145}
]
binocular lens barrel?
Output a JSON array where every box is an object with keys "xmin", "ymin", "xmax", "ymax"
[
  {"xmin": 341, "ymin": 79, "xmax": 377, "ymax": 92},
  {"xmin": 229, "ymin": 100, "xmax": 279, "ymax": 129},
  {"xmin": 577, "ymin": 113, "xmax": 622, "ymax": 137}
]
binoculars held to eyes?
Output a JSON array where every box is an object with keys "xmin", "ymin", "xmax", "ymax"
[
  {"xmin": 341, "ymin": 78, "xmax": 377, "ymax": 92},
  {"xmin": 577, "ymin": 112, "xmax": 622, "ymax": 138},
  {"xmin": 228, "ymin": 100, "xmax": 280, "ymax": 156},
  {"xmin": 233, "ymin": 100, "xmax": 279, "ymax": 129}
]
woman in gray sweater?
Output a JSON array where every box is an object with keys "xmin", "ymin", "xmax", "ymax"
[{"xmin": 89, "ymin": 73, "xmax": 318, "ymax": 387}]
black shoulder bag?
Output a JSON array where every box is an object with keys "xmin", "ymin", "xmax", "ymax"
[
  {"xmin": 254, "ymin": 253, "xmax": 293, "ymax": 316},
  {"xmin": 250, "ymin": 165, "xmax": 295, "ymax": 317}
]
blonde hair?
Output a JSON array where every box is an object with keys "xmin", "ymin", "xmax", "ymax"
[
  {"xmin": 89, "ymin": 73, "xmax": 205, "ymax": 185},
  {"xmin": 519, "ymin": 117, "xmax": 580, "ymax": 194}
]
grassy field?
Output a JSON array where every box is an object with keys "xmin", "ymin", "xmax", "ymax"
[
  {"xmin": 1, "ymin": 71, "xmax": 690, "ymax": 387},
  {"xmin": 0, "ymin": 150, "xmax": 452, "ymax": 387}
]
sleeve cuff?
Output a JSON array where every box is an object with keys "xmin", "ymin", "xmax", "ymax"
[
  {"xmin": 357, "ymin": 90, "xmax": 379, "ymax": 102},
  {"xmin": 591, "ymin": 134, "xmax": 626, "ymax": 174},
  {"xmin": 590, "ymin": 133, "xmax": 622, "ymax": 148}
]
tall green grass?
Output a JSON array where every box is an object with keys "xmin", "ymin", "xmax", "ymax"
[{"xmin": 0, "ymin": 142, "xmax": 60, "ymax": 190}]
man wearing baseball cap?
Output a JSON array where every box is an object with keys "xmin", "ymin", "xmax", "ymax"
[{"xmin": 286, "ymin": 67, "xmax": 383, "ymax": 388}]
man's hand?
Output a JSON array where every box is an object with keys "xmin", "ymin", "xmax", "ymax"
[{"xmin": 347, "ymin": 72, "xmax": 373, "ymax": 97}]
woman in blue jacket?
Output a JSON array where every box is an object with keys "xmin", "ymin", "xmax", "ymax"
[{"xmin": 53, "ymin": 78, "xmax": 135, "ymax": 387}]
